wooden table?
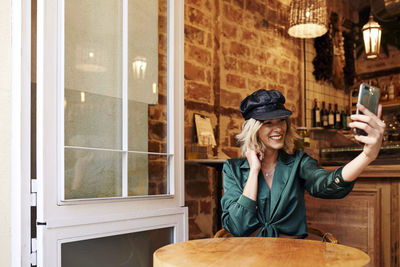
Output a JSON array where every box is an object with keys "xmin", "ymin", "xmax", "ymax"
[{"xmin": 154, "ymin": 237, "xmax": 370, "ymax": 267}]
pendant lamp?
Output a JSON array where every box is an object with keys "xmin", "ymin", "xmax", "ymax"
[
  {"xmin": 362, "ymin": 15, "xmax": 382, "ymax": 59},
  {"xmin": 288, "ymin": 0, "xmax": 328, "ymax": 39}
]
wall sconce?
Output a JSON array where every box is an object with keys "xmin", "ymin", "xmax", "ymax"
[
  {"xmin": 362, "ymin": 15, "xmax": 382, "ymax": 59},
  {"xmin": 288, "ymin": 0, "xmax": 328, "ymax": 39},
  {"xmin": 132, "ymin": 57, "xmax": 147, "ymax": 80}
]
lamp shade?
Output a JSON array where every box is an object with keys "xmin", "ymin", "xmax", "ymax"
[
  {"xmin": 288, "ymin": 0, "xmax": 328, "ymax": 38},
  {"xmin": 362, "ymin": 15, "xmax": 382, "ymax": 59}
]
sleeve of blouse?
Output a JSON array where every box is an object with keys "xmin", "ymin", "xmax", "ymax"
[
  {"xmin": 220, "ymin": 160, "xmax": 261, "ymax": 236},
  {"xmin": 299, "ymin": 153, "xmax": 355, "ymax": 199}
]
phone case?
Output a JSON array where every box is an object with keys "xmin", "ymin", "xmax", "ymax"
[{"xmin": 355, "ymin": 83, "xmax": 380, "ymax": 136}]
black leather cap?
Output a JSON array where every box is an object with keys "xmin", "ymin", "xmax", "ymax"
[{"xmin": 239, "ymin": 89, "xmax": 292, "ymax": 120}]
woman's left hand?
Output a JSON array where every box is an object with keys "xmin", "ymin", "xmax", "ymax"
[{"xmin": 349, "ymin": 104, "xmax": 386, "ymax": 162}]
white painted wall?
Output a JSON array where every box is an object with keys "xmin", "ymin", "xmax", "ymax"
[{"xmin": 0, "ymin": 0, "xmax": 12, "ymax": 265}]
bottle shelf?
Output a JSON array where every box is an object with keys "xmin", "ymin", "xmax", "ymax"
[{"xmin": 351, "ymin": 98, "xmax": 400, "ymax": 111}]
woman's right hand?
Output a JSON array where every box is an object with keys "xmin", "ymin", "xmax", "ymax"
[{"xmin": 245, "ymin": 148, "xmax": 262, "ymax": 171}]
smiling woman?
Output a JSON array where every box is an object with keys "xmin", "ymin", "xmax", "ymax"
[{"xmin": 220, "ymin": 88, "xmax": 385, "ymax": 238}]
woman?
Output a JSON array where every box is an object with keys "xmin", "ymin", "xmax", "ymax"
[{"xmin": 221, "ymin": 89, "xmax": 385, "ymax": 238}]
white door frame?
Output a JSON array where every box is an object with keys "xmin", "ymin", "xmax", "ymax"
[
  {"xmin": 10, "ymin": 0, "xmax": 186, "ymax": 265},
  {"xmin": 11, "ymin": 0, "xmax": 32, "ymax": 266}
]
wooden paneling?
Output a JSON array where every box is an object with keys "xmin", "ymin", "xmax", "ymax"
[{"xmin": 305, "ymin": 178, "xmax": 399, "ymax": 267}]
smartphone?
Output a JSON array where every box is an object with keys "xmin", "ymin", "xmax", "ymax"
[{"xmin": 354, "ymin": 83, "xmax": 380, "ymax": 136}]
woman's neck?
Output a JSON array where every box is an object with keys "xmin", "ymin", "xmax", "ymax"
[{"xmin": 261, "ymin": 149, "xmax": 278, "ymax": 167}]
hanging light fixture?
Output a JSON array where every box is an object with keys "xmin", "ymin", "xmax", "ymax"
[
  {"xmin": 362, "ymin": 14, "xmax": 382, "ymax": 59},
  {"xmin": 288, "ymin": 0, "xmax": 328, "ymax": 39}
]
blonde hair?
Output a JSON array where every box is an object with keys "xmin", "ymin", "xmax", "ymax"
[{"xmin": 236, "ymin": 118, "xmax": 299, "ymax": 156}]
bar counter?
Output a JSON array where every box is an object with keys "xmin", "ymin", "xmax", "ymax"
[
  {"xmin": 306, "ymin": 163, "xmax": 400, "ymax": 267},
  {"xmin": 324, "ymin": 164, "xmax": 400, "ymax": 178}
]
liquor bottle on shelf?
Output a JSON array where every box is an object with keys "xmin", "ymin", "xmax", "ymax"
[
  {"xmin": 334, "ymin": 103, "xmax": 341, "ymax": 129},
  {"xmin": 381, "ymin": 85, "xmax": 389, "ymax": 102},
  {"xmin": 328, "ymin": 103, "xmax": 335, "ymax": 129},
  {"xmin": 345, "ymin": 106, "xmax": 351, "ymax": 130},
  {"xmin": 312, "ymin": 99, "xmax": 321, "ymax": 127},
  {"xmin": 340, "ymin": 106, "xmax": 346, "ymax": 130},
  {"xmin": 321, "ymin": 101, "xmax": 328, "ymax": 128}
]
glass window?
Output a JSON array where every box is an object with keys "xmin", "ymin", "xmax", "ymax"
[
  {"xmin": 63, "ymin": 0, "xmax": 169, "ymax": 200},
  {"xmin": 61, "ymin": 227, "xmax": 173, "ymax": 267}
]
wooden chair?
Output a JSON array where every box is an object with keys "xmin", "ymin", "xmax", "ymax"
[{"xmin": 214, "ymin": 226, "xmax": 338, "ymax": 244}]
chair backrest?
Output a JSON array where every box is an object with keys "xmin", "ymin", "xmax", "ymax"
[{"xmin": 214, "ymin": 227, "xmax": 338, "ymax": 243}]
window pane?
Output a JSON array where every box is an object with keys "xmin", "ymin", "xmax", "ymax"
[
  {"xmin": 128, "ymin": 0, "xmax": 167, "ymax": 153},
  {"xmin": 62, "ymin": 227, "xmax": 173, "ymax": 267},
  {"xmin": 128, "ymin": 153, "xmax": 169, "ymax": 196},
  {"xmin": 64, "ymin": 0, "xmax": 123, "ymax": 150},
  {"xmin": 65, "ymin": 148, "xmax": 122, "ymax": 199}
]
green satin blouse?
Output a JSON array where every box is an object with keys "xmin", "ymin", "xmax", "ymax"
[{"xmin": 221, "ymin": 150, "xmax": 355, "ymax": 237}]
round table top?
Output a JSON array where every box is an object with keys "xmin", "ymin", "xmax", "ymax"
[{"xmin": 153, "ymin": 237, "xmax": 370, "ymax": 267}]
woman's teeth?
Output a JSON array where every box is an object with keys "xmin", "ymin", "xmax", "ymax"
[{"xmin": 270, "ymin": 135, "xmax": 282, "ymax": 140}]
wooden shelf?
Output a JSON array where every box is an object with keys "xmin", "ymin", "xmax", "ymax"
[{"xmin": 351, "ymin": 98, "xmax": 400, "ymax": 112}]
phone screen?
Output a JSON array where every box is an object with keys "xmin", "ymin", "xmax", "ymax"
[{"xmin": 355, "ymin": 83, "xmax": 380, "ymax": 136}]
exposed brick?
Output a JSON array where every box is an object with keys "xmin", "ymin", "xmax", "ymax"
[
  {"xmin": 246, "ymin": 0, "xmax": 265, "ymax": 17},
  {"xmin": 253, "ymin": 50, "xmax": 268, "ymax": 65},
  {"xmin": 200, "ymin": 200, "xmax": 212, "ymax": 214},
  {"xmin": 186, "ymin": 181, "xmax": 211, "ymax": 198},
  {"xmin": 148, "ymin": 182, "xmax": 157, "ymax": 195},
  {"xmin": 185, "ymin": 164, "xmax": 210, "ymax": 181},
  {"xmin": 189, "ymin": 218, "xmax": 202, "ymax": 237},
  {"xmin": 148, "ymin": 141, "xmax": 160, "ymax": 152},
  {"xmin": 248, "ymin": 79, "xmax": 267, "ymax": 90},
  {"xmin": 220, "ymin": 88, "xmax": 243, "ymax": 108},
  {"xmin": 239, "ymin": 60, "xmax": 259, "ymax": 76},
  {"xmin": 223, "ymin": 56, "xmax": 238, "ymax": 71},
  {"xmin": 158, "ymin": 54, "xmax": 167, "ymax": 72},
  {"xmin": 188, "ymin": 6, "xmax": 211, "ymax": 29},
  {"xmin": 260, "ymin": 66, "xmax": 278, "ymax": 82},
  {"xmin": 279, "ymin": 72, "xmax": 295, "ymax": 87},
  {"xmin": 223, "ymin": 3, "xmax": 243, "ymax": 23},
  {"xmin": 186, "ymin": 0, "xmax": 202, "ymax": 7},
  {"xmin": 206, "ymin": 32, "xmax": 213, "ymax": 48},
  {"xmin": 188, "ymin": 45, "xmax": 212, "ymax": 65},
  {"xmin": 232, "ymin": 0, "xmax": 244, "ymax": 8},
  {"xmin": 148, "ymin": 161, "xmax": 167, "ymax": 182},
  {"xmin": 158, "ymin": 181, "xmax": 167, "ymax": 194},
  {"xmin": 148, "ymin": 106, "xmax": 162, "ymax": 120},
  {"xmin": 185, "ymin": 61, "xmax": 206, "ymax": 81},
  {"xmin": 230, "ymin": 134, "xmax": 240, "ymax": 147},
  {"xmin": 159, "ymin": 34, "xmax": 167, "ymax": 53},
  {"xmin": 185, "ymin": 81, "xmax": 212, "ymax": 103},
  {"xmin": 185, "ymin": 25, "xmax": 205, "ymax": 45},
  {"xmin": 221, "ymin": 147, "xmax": 240, "ymax": 158},
  {"xmin": 226, "ymin": 74, "xmax": 246, "ymax": 89},
  {"xmin": 278, "ymin": 58, "xmax": 290, "ymax": 69},
  {"xmin": 186, "ymin": 200, "xmax": 199, "ymax": 217},
  {"xmin": 158, "ymin": 15, "xmax": 167, "ymax": 34},
  {"xmin": 206, "ymin": 70, "xmax": 212, "ymax": 84},
  {"xmin": 222, "ymin": 22, "xmax": 237, "ymax": 38},
  {"xmin": 229, "ymin": 42, "xmax": 250, "ymax": 58},
  {"xmin": 148, "ymin": 121, "xmax": 167, "ymax": 141},
  {"xmin": 241, "ymin": 30, "xmax": 258, "ymax": 46}
]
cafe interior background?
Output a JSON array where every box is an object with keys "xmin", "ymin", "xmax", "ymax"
[
  {"xmin": 182, "ymin": 0, "xmax": 400, "ymax": 266},
  {"xmin": 2, "ymin": 0, "xmax": 400, "ymax": 266}
]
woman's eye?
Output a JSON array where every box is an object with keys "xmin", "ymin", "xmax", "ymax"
[
  {"xmin": 263, "ymin": 122, "xmax": 272, "ymax": 125},
  {"xmin": 280, "ymin": 119, "xmax": 286, "ymax": 122}
]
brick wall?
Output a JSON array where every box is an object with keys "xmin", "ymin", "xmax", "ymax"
[{"xmin": 184, "ymin": 0, "xmax": 303, "ymax": 239}]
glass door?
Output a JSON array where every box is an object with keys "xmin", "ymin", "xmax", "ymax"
[{"xmin": 36, "ymin": 0, "xmax": 186, "ymax": 265}]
